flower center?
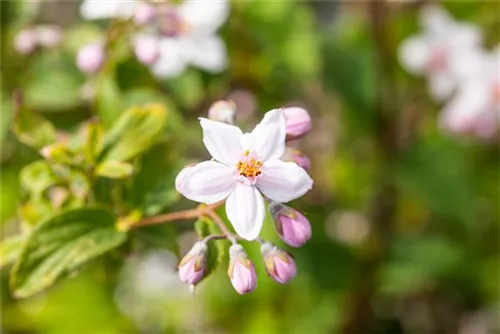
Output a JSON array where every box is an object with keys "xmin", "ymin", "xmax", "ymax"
[
  {"xmin": 157, "ymin": 9, "xmax": 189, "ymax": 37},
  {"xmin": 427, "ymin": 47, "xmax": 447, "ymax": 72},
  {"xmin": 236, "ymin": 151, "xmax": 263, "ymax": 180}
]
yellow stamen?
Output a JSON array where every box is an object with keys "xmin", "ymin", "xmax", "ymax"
[{"xmin": 236, "ymin": 156, "xmax": 263, "ymax": 179}]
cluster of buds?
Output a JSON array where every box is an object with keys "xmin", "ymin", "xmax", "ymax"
[
  {"xmin": 14, "ymin": 25, "xmax": 62, "ymax": 55},
  {"xmin": 178, "ymin": 241, "xmax": 297, "ymax": 294}
]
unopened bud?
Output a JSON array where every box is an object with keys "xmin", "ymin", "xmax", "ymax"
[
  {"xmin": 208, "ymin": 100, "xmax": 236, "ymax": 125},
  {"xmin": 178, "ymin": 241, "xmax": 207, "ymax": 285},
  {"xmin": 261, "ymin": 242, "xmax": 297, "ymax": 284},
  {"xmin": 134, "ymin": 35, "xmax": 160, "ymax": 65},
  {"xmin": 228, "ymin": 244, "xmax": 257, "ymax": 294},
  {"xmin": 14, "ymin": 29, "xmax": 37, "ymax": 55},
  {"xmin": 134, "ymin": 3, "xmax": 156, "ymax": 25},
  {"xmin": 282, "ymin": 147, "xmax": 311, "ymax": 171},
  {"xmin": 282, "ymin": 107, "xmax": 312, "ymax": 141},
  {"xmin": 35, "ymin": 25, "xmax": 62, "ymax": 48},
  {"xmin": 77, "ymin": 42, "xmax": 105, "ymax": 74},
  {"xmin": 270, "ymin": 202, "xmax": 311, "ymax": 248}
]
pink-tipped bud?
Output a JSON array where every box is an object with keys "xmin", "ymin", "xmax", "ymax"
[
  {"xmin": 35, "ymin": 25, "xmax": 62, "ymax": 48},
  {"xmin": 77, "ymin": 42, "xmax": 105, "ymax": 74},
  {"xmin": 282, "ymin": 147, "xmax": 311, "ymax": 171},
  {"xmin": 134, "ymin": 35, "xmax": 160, "ymax": 65},
  {"xmin": 228, "ymin": 244, "xmax": 257, "ymax": 294},
  {"xmin": 270, "ymin": 202, "xmax": 311, "ymax": 248},
  {"xmin": 282, "ymin": 107, "xmax": 312, "ymax": 141},
  {"xmin": 261, "ymin": 242, "xmax": 297, "ymax": 284},
  {"xmin": 134, "ymin": 3, "xmax": 157, "ymax": 25},
  {"xmin": 14, "ymin": 29, "xmax": 37, "ymax": 55},
  {"xmin": 178, "ymin": 241, "xmax": 207, "ymax": 285},
  {"xmin": 208, "ymin": 100, "xmax": 236, "ymax": 125}
]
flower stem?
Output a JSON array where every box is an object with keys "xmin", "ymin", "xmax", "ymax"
[
  {"xmin": 204, "ymin": 210, "xmax": 238, "ymax": 244},
  {"xmin": 130, "ymin": 201, "xmax": 224, "ymax": 229}
]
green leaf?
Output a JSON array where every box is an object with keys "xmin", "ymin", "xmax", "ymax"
[
  {"xmin": 20, "ymin": 160, "xmax": 58, "ymax": 196},
  {"xmin": 83, "ymin": 120, "xmax": 104, "ymax": 165},
  {"xmin": 194, "ymin": 217, "xmax": 225, "ymax": 277},
  {"xmin": 11, "ymin": 104, "xmax": 56, "ymax": 149},
  {"xmin": 95, "ymin": 160, "xmax": 134, "ymax": 179},
  {"xmin": 95, "ymin": 74, "xmax": 123, "ymax": 127},
  {"xmin": 131, "ymin": 224, "xmax": 179, "ymax": 257},
  {"xmin": 40, "ymin": 143, "xmax": 75, "ymax": 165},
  {"xmin": 10, "ymin": 208, "xmax": 126, "ymax": 298},
  {"xmin": 1, "ymin": 235, "xmax": 25, "ymax": 268},
  {"xmin": 99, "ymin": 104, "xmax": 168, "ymax": 162}
]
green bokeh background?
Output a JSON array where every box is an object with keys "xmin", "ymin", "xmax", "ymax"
[{"xmin": 1, "ymin": 1, "xmax": 499, "ymax": 333}]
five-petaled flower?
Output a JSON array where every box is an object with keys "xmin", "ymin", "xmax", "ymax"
[{"xmin": 175, "ymin": 109, "xmax": 313, "ymax": 240}]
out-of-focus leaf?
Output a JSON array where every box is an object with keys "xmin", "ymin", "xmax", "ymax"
[
  {"xmin": 99, "ymin": 104, "xmax": 168, "ymax": 162},
  {"xmin": 20, "ymin": 160, "xmax": 57, "ymax": 195},
  {"xmin": 394, "ymin": 138, "xmax": 475, "ymax": 225},
  {"xmin": 11, "ymin": 104, "xmax": 56, "ymax": 149},
  {"xmin": 1, "ymin": 235, "xmax": 25, "ymax": 268},
  {"xmin": 132, "ymin": 224, "xmax": 179, "ymax": 257},
  {"xmin": 378, "ymin": 236, "xmax": 464, "ymax": 295},
  {"xmin": 194, "ymin": 217, "xmax": 225, "ymax": 277},
  {"xmin": 95, "ymin": 74, "xmax": 123, "ymax": 127},
  {"xmin": 40, "ymin": 143, "xmax": 75, "ymax": 165},
  {"xmin": 10, "ymin": 208, "xmax": 126, "ymax": 298},
  {"xmin": 95, "ymin": 160, "xmax": 134, "ymax": 179},
  {"xmin": 18, "ymin": 197, "xmax": 53, "ymax": 229},
  {"xmin": 83, "ymin": 120, "xmax": 104, "ymax": 165},
  {"xmin": 1, "ymin": 95, "xmax": 13, "ymax": 143},
  {"xmin": 24, "ymin": 54, "xmax": 84, "ymax": 111},
  {"xmin": 163, "ymin": 69, "xmax": 203, "ymax": 109}
]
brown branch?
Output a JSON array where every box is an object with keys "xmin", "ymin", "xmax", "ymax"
[
  {"xmin": 204, "ymin": 209, "xmax": 235, "ymax": 241},
  {"xmin": 129, "ymin": 201, "xmax": 224, "ymax": 229}
]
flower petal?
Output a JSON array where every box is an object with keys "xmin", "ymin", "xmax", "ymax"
[
  {"xmin": 199, "ymin": 118, "xmax": 243, "ymax": 165},
  {"xmin": 398, "ymin": 35, "xmax": 431, "ymax": 75},
  {"xmin": 257, "ymin": 160, "xmax": 313, "ymax": 203},
  {"xmin": 80, "ymin": 0, "xmax": 139, "ymax": 20},
  {"xmin": 151, "ymin": 38, "xmax": 187, "ymax": 78},
  {"xmin": 184, "ymin": 35, "xmax": 228, "ymax": 73},
  {"xmin": 226, "ymin": 183, "xmax": 265, "ymax": 240},
  {"xmin": 429, "ymin": 71, "xmax": 455, "ymax": 101},
  {"xmin": 175, "ymin": 161, "xmax": 235, "ymax": 204},
  {"xmin": 247, "ymin": 109, "xmax": 286, "ymax": 161},
  {"xmin": 179, "ymin": 0, "xmax": 229, "ymax": 34}
]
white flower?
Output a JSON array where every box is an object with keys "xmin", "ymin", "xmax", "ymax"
[
  {"xmin": 80, "ymin": 0, "xmax": 229, "ymax": 78},
  {"xmin": 439, "ymin": 47, "xmax": 500, "ymax": 139},
  {"xmin": 175, "ymin": 110, "xmax": 313, "ymax": 241},
  {"xmin": 399, "ymin": 4, "xmax": 482, "ymax": 101}
]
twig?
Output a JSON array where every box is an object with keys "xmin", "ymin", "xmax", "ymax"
[
  {"xmin": 130, "ymin": 201, "xmax": 224, "ymax": 229},
  {"xmin": 204, "ymin": 210, "xmax": 237, "ymax": 244}
]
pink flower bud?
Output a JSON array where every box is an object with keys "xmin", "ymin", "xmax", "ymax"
[
  {"xmin": 282, "ymin": 147, "xmax": 311, "ymax": 171},
  {"xmin": 261, "ymin": 242, "xmax": 297, "ymax": 284},
  {"xmin": 228, "ymin": 244, "xmax": 257, "ymax": 294},
  {"xmin": 77, "ymin": 42, "xmax": 105, "ymax": 74},
  {"xmin": 282, "ymin": 107, "xmax": 312, "ymax": 141},
  {"xmin": 270, "ymin": 202, "xmax": 311, "ymax": 248},
  {"xmin": 134, "ymin": 3, "xmax": 157, "ymax": 25},
  {"xmin": 178, "ymin": 241, "xmax": 207, "ymax": 285},
  {"xmin": 14, "ymin": 29, "xmax": 37, "ymax": 54},
  {"xmin": 134, "ymin": 35, "xmax": 160, "ymax": 65},
  {"xmin": 208, "ymin": 100, "xmax": 236, "ymax": 124},
  {"xmin": 35, "ymin": 25, "xmax": 62, "ymax": 48}
]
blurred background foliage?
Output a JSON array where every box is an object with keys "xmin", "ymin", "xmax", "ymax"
[{"xmin": 1, "ymin": 1, "xmax": 499, "ymax": 333}]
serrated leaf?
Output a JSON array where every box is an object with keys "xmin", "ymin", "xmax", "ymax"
[
  {"xmin": 1, "ymin": 235, "xmax": 25, "ymax": 268},
  {"xmin": 20, "ymin": 160, "xmax": 58, "ymax": 196},
  {"xmin": 194, "ymin": 217, "xmax": 225, "ymax": 277},
  {"xmin": 10, "ymin": 208, "xmax": 126, "ymax": 298},
  {"xmin": 11, "ymin": 104, "xmax": 56, "ymax": 149},
  {"xmin": 95, "ymin": 160, "xmax": 134, "ymax": 179},
  {"xmin": 99, "ymin": 104, "xmax": 168, "ymax": 162}
]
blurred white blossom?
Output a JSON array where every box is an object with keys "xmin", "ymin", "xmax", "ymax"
[
  {"xmin": 14, "ymin": 25, "xmax": 62, "ymax": 54},
  {"xmin": 399, "ymin": 4, "xmax": 483, "ymax": 101},
  {"xmin": 79, "ymin": 0, "xmax": 229, "ymax": 78}
]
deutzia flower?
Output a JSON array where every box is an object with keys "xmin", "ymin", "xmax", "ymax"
[
  {"xmin": 399, "ymin": 4, "xmax": 483, "ymax": 101},
  {"xmin": 79, "ymin": 0, "xmax": 229, "ymax": 78},
  {"xmin": 439, "ymin": 47, "xmax": 500, "ymax": 139},
  {"xmin": 175, "ymin": 110, "xmax": 313, "ymax": 240}
]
